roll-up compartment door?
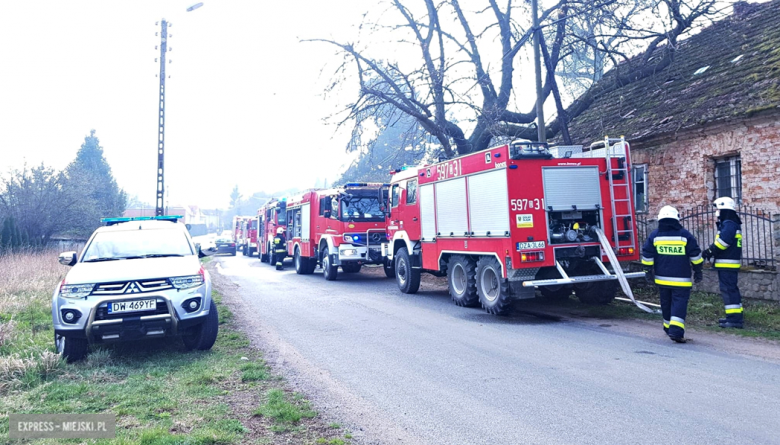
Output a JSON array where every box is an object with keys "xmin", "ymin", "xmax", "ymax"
[
  {"xmin": 420, "ymin": 184, "xmax": 436, "ymax": 241},
  {"xmin": 543, "ymin": 167, "xmax": 601, "ymax": 211},
  {"xmin": 468, "ymin": 169, "xmax": 509, "ymax": 236},
  {"xmin": 435, "ymin": 177, "xmax": 468, "ymax": 237},
  {"xmin": 301, "ymin": 203, "xmax": 310, "ymax": 241}
]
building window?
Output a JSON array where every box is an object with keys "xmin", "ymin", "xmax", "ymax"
[
  {"xmin": 633, "ymin": 164, "xmax": 648, "ymax": 213},
  {"xmin": 714, "ymin": 156, "xmax": 742, "ymax": 203}
]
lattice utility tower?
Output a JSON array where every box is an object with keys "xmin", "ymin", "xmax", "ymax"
[{"xmin": 155, "ymin": 20, "xmax": 169, "ymax": 216}]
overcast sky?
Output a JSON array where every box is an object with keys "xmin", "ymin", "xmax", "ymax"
[
  {"xmin": 0, "ymin": 0, "xmax": 371, "ymax": 209},
  {"xmin": 1, "ymin": 1, "xmax": 752, "ymax": 210}
]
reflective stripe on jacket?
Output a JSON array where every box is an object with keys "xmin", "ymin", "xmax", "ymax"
[
  {"xmin": 710, "ymin": 220, "xmax": 742, "ymax": 269},
  {"xmin": 642, "ymin": 228, "xmax": 702, "ymax": 287}
]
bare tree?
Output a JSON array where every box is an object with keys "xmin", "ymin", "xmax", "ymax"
[{"xmin": 314, "ymin": 0, "xmax": 730, "ymax": 157}]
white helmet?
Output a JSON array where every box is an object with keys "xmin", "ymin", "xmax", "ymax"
[
  {"xmin": 713, "ymin": 196, "xmax": 737, "ymax": 211},
  {"xmin": 658, "ymin": 205, "xmax": 679, "ymax": 221},
  {"xmin": 276, "ymin": 227, "xmax": 285, "ymax": 234}
]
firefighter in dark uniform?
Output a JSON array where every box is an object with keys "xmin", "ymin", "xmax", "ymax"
[
  {"xmin": 642, "ymin": 206, "xmax": 704, "ymax": 343},
  {"xmin": 703, "ymin": 197, "xmax": 743, "ymax": 329},
  {"xmin": 273, "ymin": 227, "xmax": 287, "ymax": 271}
]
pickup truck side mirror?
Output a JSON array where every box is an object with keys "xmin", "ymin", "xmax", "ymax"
[{"xmin": 58, "ymin": 251, "xmax": 77, "ymax": 266}]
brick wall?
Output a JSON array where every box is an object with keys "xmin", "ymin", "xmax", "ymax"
[{"xmin": 632, "ymin": 116, "xmax": 780, "ymax": 217}]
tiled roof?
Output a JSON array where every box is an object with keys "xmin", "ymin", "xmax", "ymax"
[{"xmin": 565, "ymin": 0, "xmax": 780, "ymax": 145}]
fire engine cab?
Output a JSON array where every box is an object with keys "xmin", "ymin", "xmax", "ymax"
[
  {"xmin": 258, "ymin": 199, "xmax": 288, "ymax": 264},
  {"xmin": 284, "ymin": 183, "xmax": 391, "ymax": 280},
  {"xmin": 382, "ymin": 137, "xmax": 645, "ymax": 315}
]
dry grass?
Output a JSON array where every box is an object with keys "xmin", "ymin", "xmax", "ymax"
[
  {"xmin": 0, "ymin": 249, "xmax": 68, "ymax": 393},
  {"xmin": 0, "ymin": 248, "xmax": 66, "ymax": 316}
]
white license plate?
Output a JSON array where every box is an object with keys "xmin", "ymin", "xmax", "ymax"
[
  {"xmin": 107, "ymin": 299, "xmax": 156, "ymax": 314},
  {"xmin": 517, "ymin": 241, "xmax": 546, "ymax": 250}
]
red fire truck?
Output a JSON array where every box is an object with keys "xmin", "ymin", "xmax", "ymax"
[
  {"xmin": 240, "ymin": 216, "xmax": 259, "ymax": 257},
  {"xmin": 284, "ymin": 183, "xmax": 391, "ymax": 279},
  {"xmin": 257, "ymin": 199, "xmax": 288, "ymax": 264},
  {"xmin": 381, "ymin": 137, "xmax": 645, "ymax": 315},
  {"xmin": 232, "ymin": 216, "xmax": 250, "ymax": 248}
]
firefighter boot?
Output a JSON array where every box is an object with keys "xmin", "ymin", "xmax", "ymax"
[
  {"xmin": 719, "ymin": 320, "xmax": 744, "ymax": 329},
  {"xmin": 275, "ymin": 260, "xmax": 284, "ymax": 271}
]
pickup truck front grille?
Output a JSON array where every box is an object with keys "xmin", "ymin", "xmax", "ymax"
[{"xmin": 92, "ymin": 279, "xmax": 172, "ymax": 295}]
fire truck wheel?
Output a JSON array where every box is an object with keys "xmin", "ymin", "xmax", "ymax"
[
  {"xmin": 395, "ymin": 247, "xmax": 420, "ymax": 294},
  {"xmin": 294, "ymin": 248, "xmax": 315, "ymax": 275},
  {"xmin": 476, "ymin": 257, "xmax": 512, "ymax": 315},
  {"xmin": 322, "ymin": 248, "xmax": 338, "ymax": 281},
  {"xmin": 342, "ymin": 263, "xmax": 362, "ymax": 273},
  {"xmin": 383, "ymin": 258, "xmax": 395, "ymax": 278},
  {"xmin": 536, "ymin": 268, "xmax": 573, "ymax": 300},
  {"xmin": 574, "ymin": 280, "xmax": 617, "ymax": 305},
  {"xmin": 261, "ymin": 252, "xmax": 269, "ymax": 263},
  {"xmin": 447, "ymin": 255, "xmax": 479, "ymax": 307}
]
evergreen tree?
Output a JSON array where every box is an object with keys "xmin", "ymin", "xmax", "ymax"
[{"xmin": 65, "ymin": 130, "xmax": 127, "ymax": 235}]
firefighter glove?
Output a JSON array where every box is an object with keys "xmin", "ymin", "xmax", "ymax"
[
  {"xmin": 693, "ymin": 263, "xmax": 703, "ymax": 283},
  {"xmin": 702, "ymin": 247, "xmax": 714, "ymax": 261},
  {"xmin": 643, "ymin": 266, "xmax": 654, "ymax": 284}
]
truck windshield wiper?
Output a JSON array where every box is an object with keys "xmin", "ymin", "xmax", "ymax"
[{"xmin": 83, "ymin": 257, "xmax": 122, "ymax": 263}]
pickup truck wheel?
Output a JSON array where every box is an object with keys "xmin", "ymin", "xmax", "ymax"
[
  {"xmin": 342, "ymin": 263, "xmax": 361, "ymax": 273},
  {"xmin": 322, "ymin": 248, "xmax": 338, "ymax": 281},
  {"xmin": 476, "ymin": 257, "xmax": 512, "ymax": 315},
  {"xmin": 447, "ymin": 255, "xmax": 479, "ymax": 307},
  {"xmin": 55, "ymin": 333, "xmax": 88, "ymax": 363},
  {"xmin": 395, "ymin": 247, "xmax": 420, "ymax": 294},
  {"xmin": 182, "ymin": 300, "xmax": 219, "ymax": 351},
  {"xmin": 383, "ymin": 258, "xmax": 395, "ymax": 278},
  {"xmin": 574, "ymin": 281, "xmax": 617, "ymax": 305}
]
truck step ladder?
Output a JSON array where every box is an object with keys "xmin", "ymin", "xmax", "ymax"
[{"xmin": 603, "ymin": 136, "xmax": 636, "ymax": 253}]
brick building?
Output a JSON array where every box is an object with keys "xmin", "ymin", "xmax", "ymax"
[
  {"xmin": 562, "ymin": 1, "xmax": 780, "ymax": 299},
  {"xmin": 565, "ymin": 0, "xmax": 780, "ymax": 217}
]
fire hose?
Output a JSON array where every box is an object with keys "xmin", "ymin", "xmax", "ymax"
[{"xmin": 593, "ymin": 227, "xmax": 658, "ymax": 314}]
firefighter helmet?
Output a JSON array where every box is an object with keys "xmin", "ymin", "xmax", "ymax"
[
  {"xmin": 276, "ymin": 227, "xmax": 285, "ymax": 235},
  {"xmin": 713, "ymin": 197, "xmax": 737, "ymax": 211},
  {"xmin": 658, "ymin": 205, "xmax": 679, "ymax": 221}
]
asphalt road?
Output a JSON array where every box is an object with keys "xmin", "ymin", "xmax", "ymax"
[{"xmin": 212, "ymin": 254, "xmax": 780, "ymax": 445}]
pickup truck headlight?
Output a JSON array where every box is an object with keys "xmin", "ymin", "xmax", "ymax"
[
  {"xmin": 171, "ymin": 274, "xmax": 204, "ymax": 290},
  {"xmin": 59, "ymin": 283, "xmax": 95, "ymax": 299}
]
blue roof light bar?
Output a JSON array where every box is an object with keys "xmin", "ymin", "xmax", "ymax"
[{"xmin": 101, "ymin": 215, "xmax": 183, "ymax": 226}]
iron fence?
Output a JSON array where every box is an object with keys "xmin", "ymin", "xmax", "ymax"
[{"xmin": 636, "ymin": 206, "xmax": 776, "ymax": 270}]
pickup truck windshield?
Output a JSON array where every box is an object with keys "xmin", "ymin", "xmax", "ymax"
[
  {"xmin": 340, "ymin": 196, "xmax": 383, "ymax": 222},
  {"xmin": 82, "ymin": 229, "xmax": 193, "ymax": 261}
]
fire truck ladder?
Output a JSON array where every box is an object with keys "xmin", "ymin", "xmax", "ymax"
[{"xmin": 602, "ymin": 136, "xmax": 635, "ymax": 253}]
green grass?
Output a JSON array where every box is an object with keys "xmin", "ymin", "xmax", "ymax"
[
  {"xmin": 253, "ymin": 388, "xmax": 316, "ymax": 432},
  {"xmin": 546, "ymin": 286, "xmax": 780, "ymax": 340}
]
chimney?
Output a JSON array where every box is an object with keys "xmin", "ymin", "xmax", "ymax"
[{"xmin": 733, "ymin": 1, "xmax": 758, "ymax": 19}]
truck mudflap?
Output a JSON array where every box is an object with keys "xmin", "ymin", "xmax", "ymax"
[{"xmin": 522, "ymin": 227, "xmax": 656, "ymax": 314}]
